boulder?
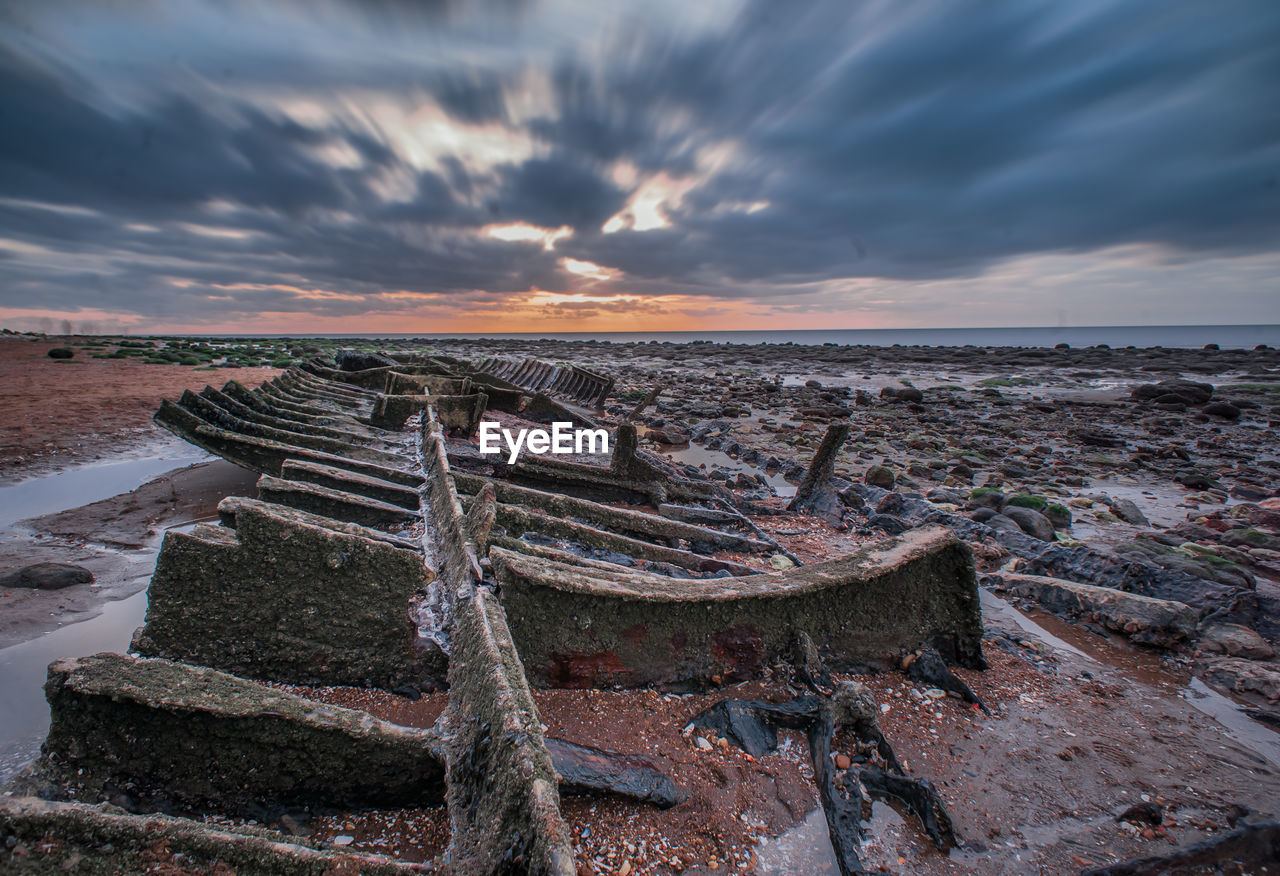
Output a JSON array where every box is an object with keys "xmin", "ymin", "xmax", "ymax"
[
  {"xmin": 1198, "ymin": 657, "xmax": 1280, "ymax": 702},
  {"xmin": 1198, "ymin": 622, "xmax": 1275, "ymax": 659},
  {"xmin": 987, "ymin": 572, "xmax": 1197, "ymax": 647},
  {"xmin": 646, "ymin": 426, "xmax": 690, "ymax": 445},
  {"xmin": 1202, "ymin": 402, "xmax": 1241, "ymax": 420},
  {"xmin": 1131, "ymin": 379, "xmax": 1213, "ymax": 405},
  {"xmin": 1002, "ymin": 506, "xmax": 1055, "ymax": 541},
  {"xmin": 864, "ymin": 465, "xmax": 895, "ymax": 489},
  {"xmin": 984, "ymin": 513, "xmax": 1025, "ymax": 535},
  {"xmin": 1108, "ymin": 498, "xmax": 1150, "ymax": 527},
  {"xmin": 0, "ymin": 562, "xmax": 93, "ymax": 590}
]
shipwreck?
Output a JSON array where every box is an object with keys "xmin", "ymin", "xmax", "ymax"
[{"xmin": 2, "ymin": 351, "xmax": 989, "ymax": 875}]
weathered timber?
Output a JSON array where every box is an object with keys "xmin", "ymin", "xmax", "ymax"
[
  {"xmin": 0, "ymin": 797, "xmax": 435, "ymax": 875},
  {"xmin": 625, "ymin": 384, "xmax": 665, "ymax": 420},
  {"xmin": 384, "ymin": 371, "xmax": 471, "ymax": 396},
  {"xmin": 216, "ymin": 496, "xmax": 421, "ymax": 551},
  {"xmin": 36, "ymin": 653, "xmax": 447, "ymax": 815},
  {"xmin": 453, "ymin": 472, "xmax": 771, "ymax": 553},
  {"xmin": 422, "ymin": 411, "xmax": 575, "ymax": 874},
  {"xmin": 256, "ymin": 474, "xmax": 420, "ymax": 528},
  {"xmin": 544, "ymin": 738, "xmax": 684, "ymax": 809},
  {"xmin": 435, "ymin": 392, "xmax": 488, "ymax": 435},
  {"xmin": 280, "ymin": 458, "xmax": 422, "ymax": 509},
  {"xmin": 222, "ymin": 379, "xmax": 372, "ymax": 433},
  {"xmin": 788, "ymin": 422, "xmax": 851, "ymax": 524},
  {"xmin": 162, "ymin": 394, "xmax": 405, "ymax": 468},
  {"xmin": 1080, "ymin": 820, "xmax": 1280, "ymax": 875},
  {"xmin": 480, "ymin": 500, "xmax": 760, "ymax": 576},
  {"xmin": 443, "ymin": 587, "xmax": 575, "ymax": 875},
  {"xmin": 155, "ymin": 401, "xmax": 421, "ymax": 484},
  {"xmin": 200, "ymin": 384, "xmax": 375, "ymax": 444},
  {"xmin": 372, "ymin": 393, "xmax": 431, "ymax": 429},
  {"xmin": 474, "ymin": 357, "xmax": 613, "ymax": 408},
  {"xmin": 134, "ymin": 503, "xmax": 438, "ymax": 688},
  {"xmin": 492, "ymin": 526, "xmax": 984, "ymax": 689}
]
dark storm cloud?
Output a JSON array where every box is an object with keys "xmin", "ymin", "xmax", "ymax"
[
  {"xmin": 553, "ymin": 0, "xmax": 1280, "ymax": 289},
  {"xmin": 0, "ymin": 0, "xmax": 1277, "ymax": 324},
  {"xmin": 489, "ymin": 154, "xmax": 626, "ymax": 229}
]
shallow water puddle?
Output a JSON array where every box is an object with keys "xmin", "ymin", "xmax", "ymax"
[
  {"xmin": 0, "ymin": 454, "xmax": 214, "ymax": 785},
  {"xmin": 982, "ymin": 588, "xmax": 1280, "ymax": 770},
  {"xmin": 0, "ymin": 451, "xmax": 211, "ymax": 529},
  {"xmin": 0, "ymin": 588, "xmax": 150, "ymax": 784},
  {"xmin": 754, "ymin": 807, "xmax": 839, "ymax": 874},
  {"xmin": 658, "ymin": 442, "xmax": 797, "ymax": 498}
]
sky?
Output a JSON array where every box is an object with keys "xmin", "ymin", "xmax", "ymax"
[{"xmin": 1, "ymin": 0, "xmax": 1277, "ymax": 335}]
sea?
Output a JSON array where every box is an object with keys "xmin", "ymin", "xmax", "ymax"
[{"xmin": 289, "ymin": 325, "xmax": 1279, "ymax": 350}]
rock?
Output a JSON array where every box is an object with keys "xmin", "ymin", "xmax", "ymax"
[
  {"xmin": 1117, "ymin": 801, "xmax": 1163, "ymax": 826},
  {"xmin": 895, "ymin": 386, "xmax": 924, "ymax": 403},
  {"xmin": 926, "ymin": 489, "xmax": 966, "ymax": 506},
  {"xmin": 827, "ymin": 679, "xmax": 879, "ymax": 728},
  {"xmin": 1198, "ymin": 622, "xmax": 1275, "ymax": 659},
  {"xmin": 866, "ymin": 514, "xmax": 909, "ymax": 535},
  {"xmin": 0, "ymin": 562, "xmax": 93, "ymax": 590},
  {"xmin": 984, "ymin": 513, "xmax": 1025, "ymax": 534},
  {"xmin": 1199, "ymin": 657, "xmax": 1280, "ymax": 702},
  {"xmin": 646, "ymin": 426, "xmax": 689, "ymax": 445},
  {"xmin": 47, "ymin": 347, "xmax": 75, "ymax": 359},
  {"xmin": 1131, "ymin": 379, "xmax": 1214, "ymax": 405},
  {"xmin": 1002, "ymin": 506, "xmax": 1055, "ymax": 541},
  {"xmin": 334, "ymin": 349, "xmax": 396, "ymax": 371},
  {"xmin": 906, "ymin": 649, "xmax": 987, "ymax": 711},
  {"xmin": 1108, "ymin": 498, "xmax": 1150, "ymax": 527},
  {"xmin": 1075, "ymin": 430, "xmax": 1124, "ymax": 448},
  {"xmin": 967, "ymin": 489, "xmax": 1005, "ymax": 511},
  {"xmin": 1202, "ymin": 402, "xmax": 1241, "ymax": 420},
  {"xmin": 1043, "ymin": 503, "xmax": 1072, "ymax": 529},
  {"xmin": 769, "ymin": 554, "xmax": 796, "ymax": 571},
  {"xmin": 864, "ymin": 465, "xmax": 895, "ymax": 489},
  {"xmin": 837, "ymin": 486, "xmax": 865, "ymax": 510},
  {"xmin": 988, "ymin": 572, "xmax": 1198, "ymax": 647}
]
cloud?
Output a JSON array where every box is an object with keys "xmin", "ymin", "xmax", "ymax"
[{"xmin": 0, "ymin": 0, "xmax": 1277, "ymax": 330}]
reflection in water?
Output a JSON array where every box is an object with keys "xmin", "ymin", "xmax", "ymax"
[
  {"xmin": 659, "ymin": 441, "xmax": 798, "ymax": 498},
  {"xmin": 0, "ymin": 589, "xmax": 150, "ymax": 784},
  {"xmin": 0, "ymin": 454, "xmax": 211, "ymax": 785},
  {"xmin": 754, "ymin": 807, "xmax": 839, "ymax": 875},
  {"xmin": 755, "ymin": 801, "xmax": 913, "ymax": 874},
  {"xmin": 0, "ymin": 453, "xmax": 210, "ymax": 529}
]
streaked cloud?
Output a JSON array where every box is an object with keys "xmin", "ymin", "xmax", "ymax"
[{"xmin": 1, "ymin": 0, "xmax": 1276, "ymax": 332}]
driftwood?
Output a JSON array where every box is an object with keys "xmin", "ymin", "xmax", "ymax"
[
  {"xmin": 625, "ymin": 384, "xmax": 665, "ymax": 420},
  {"xmin": 906, "ymin": 648, "xmax": 989, "ymax": 713},
  {"xmin": 688, "ymin": 676, "xmax": 957, "ymax": 875},
  {"xmin": 546, "ymin": 738, "xmax": 684, "ymax": 809}
]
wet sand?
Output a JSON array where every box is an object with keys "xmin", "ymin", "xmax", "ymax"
[{"xmin": 0, "ymin": 337, "xmax": 279, "ymax": 480}]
